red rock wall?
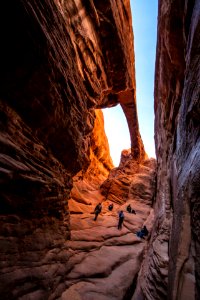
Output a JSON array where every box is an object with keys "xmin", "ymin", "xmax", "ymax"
[
  {"xmin": 0, "ymin": 0, "xmax": 144, "ymax": 299},
  {"xmin": 133, "ymin": 1, "xmax": 200, "ymax": 299}
]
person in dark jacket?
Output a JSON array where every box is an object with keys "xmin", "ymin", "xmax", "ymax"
[
  {"xmin": 127, "ymin": 204, "xmax": 132, "ymax": 213},
  {"xmin": 108, "ymin": 203, "xmax": 113, "ymax": 211},
  {"xmin": 136, "ymin": 225, "xmax": 149, "ymax": 238},
  {"xmin": 141, "ymin": 225, "xmax": 148, "ymax": 236},
  {"xmin": 118, "ymin": 210, "xmax": 124, "ymax": 230},
  {"xmin": 94, "ymin": 203, "xmax": 102, "ymax": 221}
]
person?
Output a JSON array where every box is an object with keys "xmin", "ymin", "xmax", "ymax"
[
  {"xmin": 136, "ymin": 225, "xmax": 149, "ymax": 238},
  {"xmin": 131, "ymin": 209, "xmax": 136, "ymax": 214},
  {"xmin": 136, "ymin": 231, "xmax": 145, "ymax": 238},
  {"xmin": 127, "ymin": 204, "xmax": 132, "ymax": 213},
  {"xmin": 141, "ymin": 225, "xmax": 148, "ymax": 236},
  {"xmin": 118, "ymin": 210, "xmax": 124, "ymax": 230},
  {"xmin": 94, "ymin": 203, "xmax": 102, "ymax": 221},
  {"xmin": 108, "ymin": 203, "xmax": 113, "ymax": 211}
]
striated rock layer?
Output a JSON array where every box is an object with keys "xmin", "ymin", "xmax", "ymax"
[
  {"xmin": 0, "ymin": 101, "xmax": 72, "ymax": 299},
  {"xmin": 133, "ymin": 1, "xmax": 200, "ymax": 299},
  {"xmin": 0, "ymin": 0, "xmax": 145, "ymax": 299}
]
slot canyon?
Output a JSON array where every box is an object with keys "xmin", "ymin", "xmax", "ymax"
[{"xmin": 0, "ymin": 0, "xmax": 199, "ymax": 299}]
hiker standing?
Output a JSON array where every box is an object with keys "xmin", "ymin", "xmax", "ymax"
[
  {"xmin": 108, "ymin": 203, "xmax": 113, "ymax": 211},
  {"xmin": 94, "ymin": 203, "xmax": 102, "ymax": 221},
  {"xmin": 127, "ymin": 204, "xmax": 132, "ymax": 213},
  {"xmin": 118, "ymin": 210, "xmax": 124, "ymax": 230}
]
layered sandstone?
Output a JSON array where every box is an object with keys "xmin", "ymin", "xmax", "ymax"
[
  {"xmin": 133, "ymin": 1, "xmax": 200, "ymax": 299},
  {"xmin": 0, "ymin": 1, "xmax": 145, "ymax": 299}
]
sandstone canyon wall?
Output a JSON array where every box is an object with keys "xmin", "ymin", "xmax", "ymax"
[
  {"xmin": 133, "ymin": 1, "xmax": 200, "ymax": 299},
  {"xmin": 0, "ymin": 1, "xmax": 145, "ymax": 299}
]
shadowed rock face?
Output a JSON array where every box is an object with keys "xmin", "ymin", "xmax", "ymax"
[
  {"xmin": 0, "ymin": 0, "xmax": 146, "ymax": 299},
  {"xmin": 133, "ymin": 1, "xmax": 200, "ymax": 299},
  {"xmin": 0, "ymin": 101, "xmax": 72, "ymax": 299}
]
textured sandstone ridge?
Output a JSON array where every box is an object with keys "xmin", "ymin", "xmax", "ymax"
[
  {"xmin": 0, "ymin": 0, "xmax": 146, "ymax": 299},
  {"xmin": 133, "ymin": 1, "xmax": 200, "ymax": 299},
  {"xmin": 101, "ymin": 150, "xmax": 155, "ymax": 206}
]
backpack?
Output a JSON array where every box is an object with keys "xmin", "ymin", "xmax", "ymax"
[{"xmin": 119, "ymin": 211, "xmax": 124, "ymax": 218}]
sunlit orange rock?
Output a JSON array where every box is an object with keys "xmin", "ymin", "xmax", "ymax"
[{"xmin": 69, "ymin": 109, "xmax": 113, "ymax": 212}]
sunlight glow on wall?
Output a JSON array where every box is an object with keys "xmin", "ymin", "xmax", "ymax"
[
  {"xmin": 103, "ymin": 105, "xmax": 156, "ymax": 167},
  {"xmin": 103, "ymin": 106, "xmax": 130, "ymax": 167}
]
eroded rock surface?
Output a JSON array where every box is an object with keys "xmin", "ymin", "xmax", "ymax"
[
  {"xmin": 133, "ymin": 1, "xmax": 200, "ymax": 299},
  {"xmin": 66, "ymin": 155, "xmax": 156, "ymax": 299}
]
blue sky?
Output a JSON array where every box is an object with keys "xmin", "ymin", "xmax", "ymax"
[{"xmin": 103, "ymin": 0, "xmax": 158, "ymax": 166}]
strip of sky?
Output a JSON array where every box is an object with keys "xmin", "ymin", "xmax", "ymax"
[{"xmin": 130, "ymin": 0, "xmax": 158, "ymax": 158}]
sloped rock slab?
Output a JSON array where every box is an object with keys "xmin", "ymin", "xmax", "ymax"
[{"xmin": 64, "ymin": 189, "xmax": 153, "ymax": 299}]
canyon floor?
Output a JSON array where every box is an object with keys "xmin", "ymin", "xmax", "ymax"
[{"xmin": 62, "ymin": 159, "xmax": 155, "ymax": 300}]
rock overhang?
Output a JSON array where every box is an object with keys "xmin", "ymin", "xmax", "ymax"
[{"xmin": 0, "ymin": 0, "xmax": 145, "ymax": 176}]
